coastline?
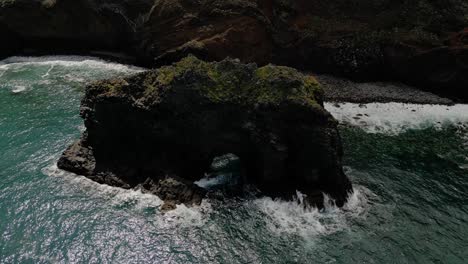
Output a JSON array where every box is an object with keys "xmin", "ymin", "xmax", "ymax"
[
  {"xmin": 318, "ymin": 74, "xmax": 454, "ymax": 105},
  {"xmin": 1, "ymin": 53, "xmax": 456, "ymax": 106}
]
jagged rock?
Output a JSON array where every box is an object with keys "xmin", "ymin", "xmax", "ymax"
[
  {"xmin": 58, "ymin": 56, "xmax": 352, "ymax": 208},
  {"xmin": 58, "ymin": 138, "xmax": 95, "ymax": 176}
]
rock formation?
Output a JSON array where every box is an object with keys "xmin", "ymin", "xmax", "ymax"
[
  {"xmin": 0, "ymin": 0, "xmax": 467, "ymax": 101},
  {"xmin": 58, "ymin": 56, "xmax": 352, "ymax": 208},
  {"xmin": 0, "ymin": 0, "xmax": 154, "ymax": 59},
  {"xmin": 396, "ymin": 28, "xmax": 468, "ymax": 101}
]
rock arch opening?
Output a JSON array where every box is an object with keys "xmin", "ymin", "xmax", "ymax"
[{"xmin": 195, "ymin": 153, "xmax": 242, "ymax": 190}]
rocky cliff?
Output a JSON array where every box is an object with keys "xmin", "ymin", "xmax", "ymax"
[
  {"xmin": 57, "ymin": 56, "xmax": 352, "ymax": 209},
  {"xmin": 0, "ymin": 0, "xmax": 467, "ymax": 101}
]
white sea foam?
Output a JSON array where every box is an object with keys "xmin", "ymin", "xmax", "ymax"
[
  {"xmin": 11, "ymin": 85, "xmax": 27, "ymax": 93},
  {"xmin": 254, "ymin": 185, "xmax": 371, "ymax": 240},
  {"xmin": 43, "ymin": 164, "xmax": 163, "ymax": 209},
  {"xmin": 45, "ymin": 162, "xmax": 369, "ymax": 232},
  {"xmin": 195, "ymin": 173, "xmax": 233, "ymax": 189},
  {"xmin": 325, "ymin": 102, "xmax": 468, "ymax": 134},
  {"xmin": 0, "ymin": 55, "xmax": 145, "ymax": 73},
  {"xmin": 43, "ymin": 164, "xmax": 211, "ymax": 226},
  {"xmin": 159, "ymin": 200, "xmax": 212, "ymax": 227}
]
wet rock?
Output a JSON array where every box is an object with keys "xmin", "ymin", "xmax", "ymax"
[
  {"xmin": 144, "ymin": 176, "xmax": 207, "ymax": 210},
  {"xmin": 58, "ymin": 56, "xmax": 352, "ymax": 208},
  {"xmin": 57, "ymin": 139, "xmax": 95, "ymax": 176}
]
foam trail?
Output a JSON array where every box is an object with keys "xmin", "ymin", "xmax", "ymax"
[
  {"xmin": 43, "ymin": 164, "xmax": 212, "ymax": 226},
  {"xmin": 325, "ymin": 102, "xmax": 468, "ymax": 134},
  {"xmin": 41, "ymin": 64, "xmax": 55, "ymax": 78}
]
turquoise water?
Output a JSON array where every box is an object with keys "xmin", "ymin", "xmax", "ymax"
[{"xmin": 0, "ymin": 57, "xmax": 467, "ymax": 263}]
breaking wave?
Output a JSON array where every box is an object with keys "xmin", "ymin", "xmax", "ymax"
[
  {"xmin": 325, "ymin": 102, "xmax": 468, "ymax": 134},
  {"xmin": 253, "ymin": 186, "xmax": 372, "ymax": 240},
  {"xmin": 0, "ymin": 55, "xmax": 144, "ymax": 73},
  {"xmin": 43, "ymin": 165, "xmax": 211, "ymax": 227}
]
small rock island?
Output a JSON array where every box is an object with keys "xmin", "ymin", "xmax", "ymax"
[{"xmin": 58, "ymin": 56, "xmax": 352, "ymax": 209}]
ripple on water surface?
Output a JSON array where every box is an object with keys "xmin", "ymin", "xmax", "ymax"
[{"xmin": 0, "ymin": 56, "xmax": 467, "ymax": 263}]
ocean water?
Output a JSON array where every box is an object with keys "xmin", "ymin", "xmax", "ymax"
[{"xmin": 0, "ymin": 56, "xmax": 467, "ymax": 264}]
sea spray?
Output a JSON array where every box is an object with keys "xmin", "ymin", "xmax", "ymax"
[
  {"xmin": 253, "ymin": 186, "xmax": 371, "ymax": 241},
  {"xmin": 44, "ymin": 162, "xmax": 372, "ymax": 239},
  {"xmin": 195, "ymin": 174, "xmax": 234, "ymax": 189}
]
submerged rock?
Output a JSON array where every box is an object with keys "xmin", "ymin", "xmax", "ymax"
[{"xmin": 58, "ymin": 56, "xmax": 352, "ymax": 208}]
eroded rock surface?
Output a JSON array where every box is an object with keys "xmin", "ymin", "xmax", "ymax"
[{"xmin": 58, "ymin": 56, "xmax": 352, "ymax": 208}]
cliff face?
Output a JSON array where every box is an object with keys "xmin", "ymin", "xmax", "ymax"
[
  {"xmin": 57, "ymin": 56, "xmax": 352, "ymax": 208},
  {"xmin": 0, "ymin": 0, "xmax": 154, "ymax": 56},
  {"xmin": 137, "ymin": 0, "xmax": 274, "ymax": 66},
  {"xmin": 0, "ymin": 0, "xmax": 467, "ymax": 100}
]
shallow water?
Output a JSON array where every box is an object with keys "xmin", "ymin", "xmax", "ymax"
[{"xmin": 0, "ymin": 57, "xmax": 467, "ymax": 263}]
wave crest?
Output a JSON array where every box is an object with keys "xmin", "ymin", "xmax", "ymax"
[{"xmin": 325, "ymin": 102, "xmax": 468, "ymax": 134}]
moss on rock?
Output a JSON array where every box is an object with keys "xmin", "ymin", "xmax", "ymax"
[{"xmin": 101, "ymin": 55, "xmax": 322, "ymax": 108}]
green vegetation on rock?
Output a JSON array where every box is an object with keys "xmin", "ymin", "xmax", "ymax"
[{"xmin": 99, "ymin": 56, "xmax": 322, "ymax": 108}]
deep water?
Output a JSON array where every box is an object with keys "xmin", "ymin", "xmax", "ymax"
[{"xmin": 0, "ymin": 57, "xmax": 467, "ymax": 264}]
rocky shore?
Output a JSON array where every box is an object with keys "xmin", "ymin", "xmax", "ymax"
[
  {"xmin": 57, "ymin": 56, "xmax": 352, "ymax": 209},
  {"xmin": 318, "ymin": 75, "xmax": 454, "ymax": 105}
]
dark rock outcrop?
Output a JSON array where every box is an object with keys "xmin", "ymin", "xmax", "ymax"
[
  {"xmin": 395, "ymin": 28, "xmax": 468, "ymax": 101},
  {"xmin": 58, "ymin": 56, "xmax": 352, "ymax": 208}
]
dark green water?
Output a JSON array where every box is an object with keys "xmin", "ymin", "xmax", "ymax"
[{"xmin": 0, "ymin": 57, "xmax": 467, "ymax": 263}]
